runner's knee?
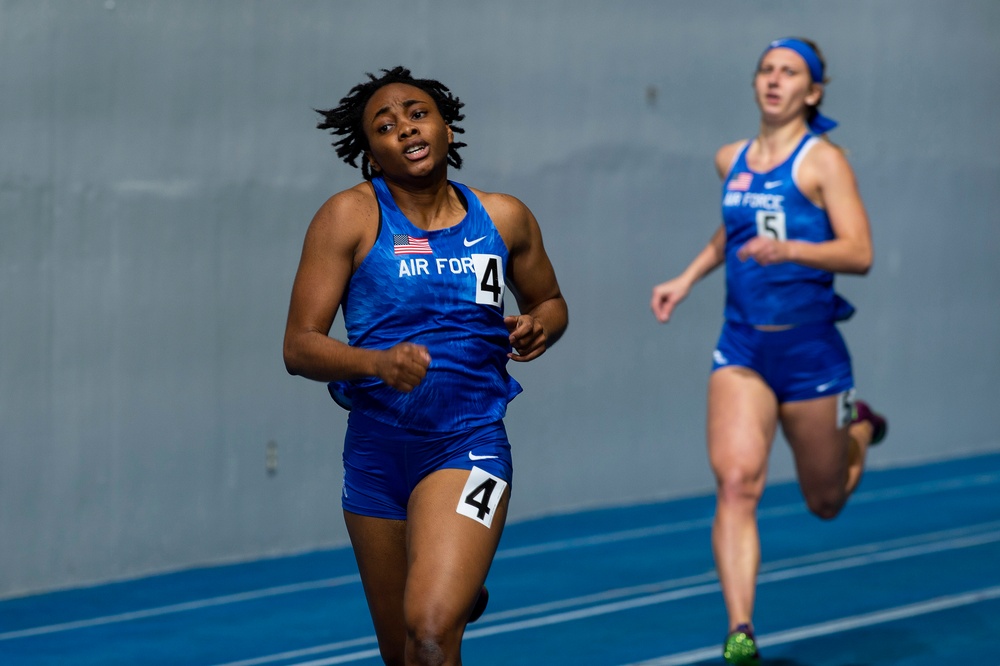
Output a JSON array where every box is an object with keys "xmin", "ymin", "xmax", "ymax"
[
  {"xmin": 803, "ymin": 489, "xmax": 846, "ymax": 520},
  {"xmin": 715, "ymin": 466, "xmax": 766, "ymax": 506},
  {"xmin": 406, "ymin": 608, "xmax": 463, "ymax": 666},
  {"xmin": 410, "ymin": 636, "xmax": 447, "ymax": 666}
]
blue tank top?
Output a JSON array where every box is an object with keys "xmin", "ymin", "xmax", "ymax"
[
  {"xmin": 721, "ymin": 134, "xmax": 855, "ymax": 325},
  {"xmin": 328, "ymin": 177, "xmax": 522, "ymax": 432}
]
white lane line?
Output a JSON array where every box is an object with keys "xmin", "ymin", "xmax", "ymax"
[
  {"xmin": 623, "ymin": 584, "xmax": 1000, "ymax": 666},
  {"xmin": 226, "ymin": 526, "xmax": 1000, "ymax": 666},
  {"xmin": 486, "ymin": 519, "xmax": 1000, "ymax": 623},
  {"xmin": 6, "ymin": 470, "xmax": 998, "ymax": 644},
  {"xmin": 0, "ymin": 575, "xmax": 360, "ymax": 641},
  {"xmin": 289, "ymin": 584, "xmax": 1000, "ymax": 666},
  {"xmin": 211, "ymin": 636, "xmax": 379, "ymax": 666},
  {"xmin": 497, "ymin": 472, "xmax": 1000, "ymax": 559}
]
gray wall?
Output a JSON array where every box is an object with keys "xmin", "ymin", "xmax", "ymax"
[{"xmin": 2, "ymin": 0, "xmax": 998, "ymax": 598}]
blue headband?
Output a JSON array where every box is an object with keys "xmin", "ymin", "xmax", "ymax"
[{"xmin": 761, "ymin": 38, "xmax": 838, "ymax": 134}]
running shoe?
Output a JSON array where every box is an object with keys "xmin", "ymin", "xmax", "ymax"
[
  {"xmin": 723, "ymin": 624, "xmax": 760, "ymax": 665},
  {"xmin": 852, "ymin": 400, "xmax": 888, "ymax": 445},
  {"xmin": 468, "ymin": 585, "xmax": 489, "ymax": 623}
]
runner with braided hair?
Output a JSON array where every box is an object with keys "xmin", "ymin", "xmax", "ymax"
[{"xmin": 285, "ymin": 67, "xmax": 567, "ymax": 665}]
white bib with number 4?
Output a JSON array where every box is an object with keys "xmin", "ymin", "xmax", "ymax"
[{"xmin": 457, "ymin": 466, "xmax": 507, "ymax": 528}]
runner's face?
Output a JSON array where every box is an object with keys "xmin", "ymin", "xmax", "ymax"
[
  {"xmin": 754, "ymin": 48, "xmax": 822, "ymax": 123},
  {"xmin": 363, "ymin": 83, "xmax": 454, "ymax": 179}
]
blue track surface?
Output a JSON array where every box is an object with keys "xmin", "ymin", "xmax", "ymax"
[{"xmin": 3, "ymin": 452, "xmax": 999, "ymax": 665}]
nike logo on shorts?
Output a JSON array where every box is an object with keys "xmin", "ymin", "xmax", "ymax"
[
  {"xmin": 464, "ymin": 236, "xmax": 487, "ymax": 247},
  {"xmin": 816, "ymin": 380, "xmax": 837, "ymax": 393},
  {"xmin": 468, "ymin": 451, "xmax": 499, "ymax": 461}
]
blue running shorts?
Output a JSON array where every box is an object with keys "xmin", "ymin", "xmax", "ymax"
[
  {"xmin": 711, "ymin": 321, "xmax": 854, "ymax": 404},
  {"xmin": 342, "ymin": 410, "xmax": 513, "ymax": 520}
]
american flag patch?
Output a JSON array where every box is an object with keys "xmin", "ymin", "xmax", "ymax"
[
  {"xmin": 727, "ymin": 172, "xmax": 753, "ymax": 191},
  {"xmin": 393, "ymin": 234, "xmax": 432, "ymax": 255}
]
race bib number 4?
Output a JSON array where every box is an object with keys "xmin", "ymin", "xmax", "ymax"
[
  {"xmin": 472, "ymin": 254, "xmax": 505, "ymax": 307},
  {"xmin": 838, "ymin": 388, "xmax": 857, "ymax": 429},
  {"xmin": 457, "ymin": 466, "xmax": 507, "ymax": 528}
]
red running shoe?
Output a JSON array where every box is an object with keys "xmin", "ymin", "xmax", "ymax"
[{"xmin": 853, "ymin": 400, "xmax": 888, "ymax": 445}]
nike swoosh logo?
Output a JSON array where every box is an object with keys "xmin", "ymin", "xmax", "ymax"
[
  {"xmin": 816, "ymin": 380, "xmax": 837, "ymax": 393},
  {"xmin": 464, "ymin": 236, "xmax": 487, "ymax": 247},
  {"xmin": 468, "ymin": 452, "xmax": 499, "ymax": 461},
  {"xmin": 764, "ymin": 180, "xmax": 783, "ymax": 189}
]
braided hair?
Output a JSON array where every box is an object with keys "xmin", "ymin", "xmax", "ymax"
[{"xmin": 316, "ymin": 66, "xmax": 467, "ymax": 180}]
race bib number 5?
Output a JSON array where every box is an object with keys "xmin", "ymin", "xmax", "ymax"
[
  {"xmin": 457, "ymin": 466, "xmax": 507, "ymax": 528},
  {"xmin": 756, "ymin": 210, "xmax": 787, "ymax": 241},
  {"xmin": 472, "ymin": 254, "xmax": 505, "ymax": 307}
]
